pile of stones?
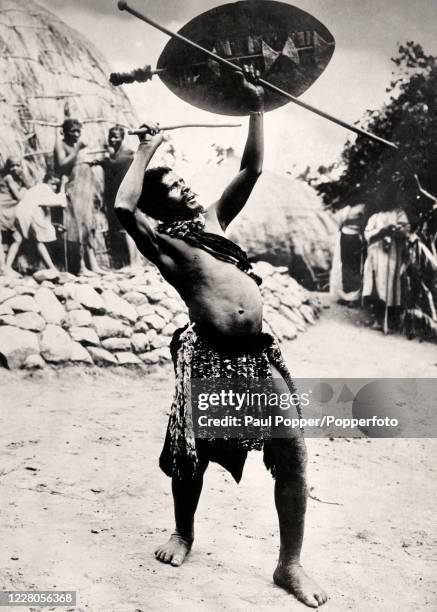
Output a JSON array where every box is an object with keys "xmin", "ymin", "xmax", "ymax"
[{"xmin": 0, "ymin": 262, "xmax": 320, "ymax": 370}]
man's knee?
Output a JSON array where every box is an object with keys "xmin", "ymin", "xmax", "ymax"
[
  {"xmin": 172, "ymin": 457, "xmax": 209, "ymax": 483},
  {"xmin": 268, "ymin": 438, "xmax": 308, "ymax": 481}
]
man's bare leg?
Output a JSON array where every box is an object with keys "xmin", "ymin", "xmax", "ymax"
[
  {"xmin": 126, "ymin": 233, "xmax": 140, "ymax": 268},
  {"xmin": 270, "ymin": 367, "xmax": 327, "ymax": 608},
  {"xmin": 155, "ymin": 462, "xmax": 207, "ymax": 567},
  {"xmin": 4, "ymin": 237, "xmax": 22, "ymax": 276},
  {"xmin": 76, "ymin": 243, "xmax": 101, "ymax": 276},
  {"xmin": 273, "ymin": 440, "xmax": 327, "ymax": 607},
  {"xmin": 86, "ymin": 246, "xmax": 104, "ymax": 274},
  {"xmin": 36, "ymin": 243, "xmax": 58, "ymax": 271}
]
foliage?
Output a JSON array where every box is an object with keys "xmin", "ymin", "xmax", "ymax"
[
  {"xmin": 313, "ymin": 42, "xmax": 437, "ymax": 222},
  {"xmin": 309, "ymin": 42, "xmax": 437, "ymax": 341}
]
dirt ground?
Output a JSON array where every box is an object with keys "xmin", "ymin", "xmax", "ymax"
[{"xmin": 1, "ymin": 296, "xmax": 436, "ymax": 611}]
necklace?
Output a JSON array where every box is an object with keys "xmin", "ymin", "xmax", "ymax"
[{"xmin": 156, "ymin": 212, "xmax": 206, "ymax": 237}]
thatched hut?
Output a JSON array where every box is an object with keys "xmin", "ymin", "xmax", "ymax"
[
  {"xmin": 0, "ymin": 0, "xmax": 137, "ymax": 178},
  {"xmin": 0, "ymin": 0, "xmax": 138, "ymax": 270},
  {"xmin": 190, "ymin": 153, "xmax": 337, "ymax": 289}
]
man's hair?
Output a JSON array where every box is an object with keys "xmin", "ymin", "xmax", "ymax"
[
  {"xmin": 4, "ymin": 156, "xmax": 20, "ymax": 174},
  {"xmin": 108, "ymin": 124, "xmax": 125, "ymax": 139},
  {"xmin": 138, "ymin": 166, "xmax": 172, "ymax": 219},
  {"xmin": 62, "ymin": 118, "xmax": 82, "ymax": 132}
]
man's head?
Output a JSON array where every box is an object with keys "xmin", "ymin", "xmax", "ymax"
[
  {"xmin": 108, "ymin": 125, "xmax": 125, "ymax": 153},
  {"xmin": 62, "ymin": 118, "xmax": 82, "ymax": 145},
  {"xmin": 138, "ymin": 167, "xmax": 203, "ymax": 221},
  {"xmin": 4, "ymin": 156, "xmax": 22, "ymax": 179}
]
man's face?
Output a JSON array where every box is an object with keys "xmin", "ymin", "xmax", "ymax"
[
  {"xmin": 108, "ymin": 130, "xmax": 123, "ymax": 153},
  {"xmin": 159, "ymin": 171, "xmax": 200, "ymax": 220},
  {"xmin": 8, "ymin": 159, "xmax": 21, "ymax": 178},
  {"xmin": 64, "ymin": 126, "xmax": 81, "ymax": 145}
]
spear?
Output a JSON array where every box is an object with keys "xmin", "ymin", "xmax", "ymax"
[
  {"xmin": 128, "ymin": 123, "xmax": 241, "ymax": 135},
  {"xmin": 117, "ymin": 0, "xmax": 398, "ymax": 150}
]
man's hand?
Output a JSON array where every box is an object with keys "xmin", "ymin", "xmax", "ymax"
[
  {"xmin": 231, "ymin": 65, "xmax": 264, "ymax": 111},
  {"xmin": 76, "ymin": 141, "xmax": 87, "ymax": 151},
  {"xmin": 137, "ymin": 121, "xmax": 164, "ymax": 147}
]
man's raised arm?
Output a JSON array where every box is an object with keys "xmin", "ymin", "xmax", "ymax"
[
  {"xmin": 115, "ymin": 124, "xmax": 163, "ymax": 263},
  {"xmin": 215, "ymin": 70, "xmax": 264, "ymax": 230}
]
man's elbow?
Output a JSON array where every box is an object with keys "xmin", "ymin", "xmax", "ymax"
[
  {"xmin": 243, "ymin": 164, "xmax": 263, "ymax": 179},
  {"xmin": 114, "ymin": 201, "xmax": 124, "ymax": 215},
  {"xmin": 248, "ymin": 167, "xmax": 263, "ymax": 180},
  {"xmin": 114, "ymin": 203, "xmax": 132, "ymax": 226}
]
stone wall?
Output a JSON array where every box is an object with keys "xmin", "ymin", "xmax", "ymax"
[{"xmin": 0, "ymin": 263, "xmax": 320, "ymax": 370}]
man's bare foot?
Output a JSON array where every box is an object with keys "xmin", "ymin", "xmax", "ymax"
[
  {"xmin": 154, "ymin": 533, "xmax": 193, "ymax": 567},
  {"xmin": 90, "ymin": 265, "xmax": 104, "ymax": 275},
  {"xmin": 273, "ymin": 563, "xmax": 327, "ymax": 608},
  {"xmin": 79, "ymin": 267, "xmax": 97, "ymax": 277}
]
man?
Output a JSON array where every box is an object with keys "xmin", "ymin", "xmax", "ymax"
[
  {"xmin": 98, "ymin": 125, "xmax": 138, "ymax": 268},
  {"xmin": 330, "ymin": 202, "xmax": 366, "ymax": 307},
  {"xmin": 363, "ymin": 203, "xmax": 410, "ymax": 333},
  {"xmin": 115, "ymin": 70, "xmax": 326, "ymax": 608},
  {"xmin": 54, "ymin": 118, "xmax": 102, "ymax": 275}
]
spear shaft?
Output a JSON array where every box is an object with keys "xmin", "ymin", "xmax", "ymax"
[
  {"xmin": 128, "ymin": 123, "xmax": 241, "ymax": 135},
  {"xmin": 117, "ymin": 0, "xmax": 398, "ymax": 150}
]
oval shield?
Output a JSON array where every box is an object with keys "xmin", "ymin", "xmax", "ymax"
[{"xmin": 157, "ymin": 0, "xmax": 335, "ymax": 116}]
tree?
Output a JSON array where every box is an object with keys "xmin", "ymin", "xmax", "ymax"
[{"xmin": 315, "ymin": 42, "xmax": 437, "ymax": 222}]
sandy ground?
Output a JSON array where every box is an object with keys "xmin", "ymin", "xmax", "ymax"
[{"xmin": 1, "ymin": 296, "xmax": 436, "ymax": 612}]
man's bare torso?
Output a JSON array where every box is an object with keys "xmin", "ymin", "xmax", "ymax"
[{"xmin": 154, "ymin": 210, "xmax": 263, "ymax": 339}]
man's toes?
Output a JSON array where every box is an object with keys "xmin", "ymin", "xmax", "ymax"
[
  {"xmin": 170, "ymin": 555, "xmax": 183, "ymax": 567},
  {"xmin": 315, "ymin": 590, "xmax": 328, "ymax": 605},
  {"xmin": 299, "ymin": 593, "xmax": 319, "ymax": 608}
]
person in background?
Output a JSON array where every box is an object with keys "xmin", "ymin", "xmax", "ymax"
[
  {"xmin": 15, "ymin": 171, "xmax": 66, "ymax": 273},
  {"xmin": 54, "ymin": 118, "xmax": 102, "ymax": 275},
  {"xmin": 95, "ymin": 125, "xmax": 138, "ymax": 268},
  {"xmin": 0, "ymin": 156, "xmax": 30, "ymax": 275},
  {"xmin": 330, "ymin": 202, "xmax": 366, "ymax": 307},
  {"xmin": 362, "ymin": 187, "xmax": 410, "ymax": 333}
]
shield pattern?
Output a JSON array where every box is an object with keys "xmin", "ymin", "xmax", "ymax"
[{"xmin": 157, "ymin": 0, "xmax": 335, "ymax": 116}]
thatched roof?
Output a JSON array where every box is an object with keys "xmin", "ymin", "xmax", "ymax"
[
  {"xmin": 0, "ymin": 0, "xmax": 137, "ymax": 180},
  {"xmin": 190, "ymin": 154, "xmax": 337, "ymax": 285}
]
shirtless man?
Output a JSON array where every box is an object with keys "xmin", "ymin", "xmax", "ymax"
[
  {"xmin": 54, "ymin": 118, "xmax": 102, "ymax": 275},
  {"xmin": 115, "ymin": 71, "xmax": 327, "ymax": 608},
  {"xmin": 98, "ymin": 125, "xmax": 138, "ymax": 268}
]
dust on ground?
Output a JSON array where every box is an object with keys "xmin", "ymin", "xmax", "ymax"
[{"xmin": 1, "ymin": 295, "xmax": 436, "ymax": 611}]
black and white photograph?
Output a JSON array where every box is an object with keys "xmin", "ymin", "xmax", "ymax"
[{"xmin": 0, "ymin": 1, "xmax": 436, "ymax": 610}]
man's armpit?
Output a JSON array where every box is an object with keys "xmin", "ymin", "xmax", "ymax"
[{"xmin": 115, "ymin": 207, "xmax": 161, "ymax": 261}]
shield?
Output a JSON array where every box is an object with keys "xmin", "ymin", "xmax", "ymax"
[{"xmin": 157, "ymin": 0, "xmax": 335, "ymax": 116}]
